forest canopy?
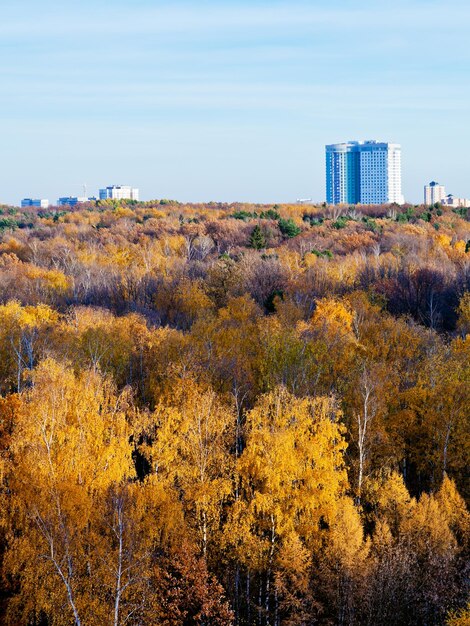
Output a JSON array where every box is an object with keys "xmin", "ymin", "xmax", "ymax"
[{"xmin": 0, "ymin": 199, "xmax": 469, "ymax": 625}]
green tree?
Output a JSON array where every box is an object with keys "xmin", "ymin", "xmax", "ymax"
[
  {"xmin": 278, "ymin": 218, "xmax": 301, "ymax": 238},
  {"xmin": 249, "ymin": 224, "xmax": 267, "ymax": 249}
]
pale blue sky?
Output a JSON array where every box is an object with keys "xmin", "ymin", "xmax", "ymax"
[{"xmin": 1, "ymin": 0, "xmax": 469, "ymax": 205}]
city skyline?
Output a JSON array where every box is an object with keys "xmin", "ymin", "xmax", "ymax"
[
  {"xmin": 12, "ymin": 143, "xmax": 468, "ymax": 208},
  {"xmin": 13, "ymin": 163, "xmax": 470, "ymax": 208},
  {"xmin": 20, "ymin": 184, "xmax": 140, "ymax": 208},
  {"xmin": 1, "ymin": 0, "xmax": 470, "ymax": 205}
]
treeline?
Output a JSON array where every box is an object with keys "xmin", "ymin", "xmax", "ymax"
[
  {"xmin": 0, "ymin": 200, "xmax": 468, "ymax": 331},
  {"xmin": 0, "ymin": 201, "xmax": 469, "ymax": 625}
]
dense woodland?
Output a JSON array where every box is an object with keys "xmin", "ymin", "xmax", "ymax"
[{"xmin": 0, "ymin": 198, "xmax": 469, "ymax": 625}]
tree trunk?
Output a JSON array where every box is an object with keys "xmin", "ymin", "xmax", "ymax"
[
  {"xmin": 442, "ymin": 420, "xmax": 452, "ymax": 480},
  {"xmin": 247, "ymin": 570, "xmax": 251, "ymax": 626},
  {"xmin": 114, "ymin": 497, "xmax": 124, "ymax": 626}
]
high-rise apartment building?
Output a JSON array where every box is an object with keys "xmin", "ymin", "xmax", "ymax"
[
  {"xmin": 99, "ymin": 185, "xmax": 139, "ymax": 201},
  {"xmin": 326, "ymin": 141, "xmax": 404, "ymax": 205},
  {"xmin": 424, "ymin": 181, "xmax": 446, "ymax": 205},
  {"xmin": 325, "ymin": 142, "xmax": 360, "ymax": 205}
]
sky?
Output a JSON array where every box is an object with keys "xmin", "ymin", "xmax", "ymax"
[{"xmin": 1, "ymin": 0, "xmax": 469, "ymax": 205}]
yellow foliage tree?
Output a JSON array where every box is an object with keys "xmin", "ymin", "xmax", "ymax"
[
  {"xmin": 317, "ymin": 497, "xmax": 370, "ymax": 625},
  {"xmin": 238, "ymin": 388, "xmax": 348, "ymax": 549},
  {"xmin": 226, "ymin": 388, "xmax": 348, "ymax": 622},
  {"xmin": 436, "ymin": 474, "xmax": 470, "ymax": 544},
  {"xmin": 0, "ymin": 301, "xmax": 58, "ymax": 392},
  {"xmin": 310, "ymin": 297, "xmax": 354, "ymax": 340},
  {"xmin": 3, "ymin": 359, "xmax": 137, "ymax": 625},
  {"xmin": 363, "ymin": 470, "xmax": 415, "ymax": 535},
  {"xmin": 140, "ymin": 378, "xmax": 235, "ymax": 558}
]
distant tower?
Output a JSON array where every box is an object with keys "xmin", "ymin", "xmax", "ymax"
[
  {"xmin": 424, "ymin": 181, "xmax": 446, "ymax": 205},
  {"xmin": 326, "ymin": 141, "xmax": 404, "ymax": 205},
  {"xmin": 325, "ymin": 142, "xmax": 360, "ymax": 204}
]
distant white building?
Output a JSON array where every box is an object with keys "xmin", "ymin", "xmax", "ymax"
[
  {"xmin": 21, "ymin": 198, "xmax": 49, "ymax": 209},
  {"xmin": 424, "ymin": 181, "xmax": 446, "ymax": 206},
  {"xmin": 57, "ymin": 196, "xmax": 96, "ymax": 206},
  {"xmin": 99, "ymin": 185, "xmax": 139, "ymax": 201},
  {"xmin": 441, "ymin": 194, "xmax": 470, "ymax": 209}
]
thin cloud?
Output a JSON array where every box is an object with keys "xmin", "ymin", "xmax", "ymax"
[{"xmin": 2, "ymin": 2, "xmax": 470, "ymax": 39}]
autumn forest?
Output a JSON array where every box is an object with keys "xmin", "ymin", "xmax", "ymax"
[{"xmin": 0, "ymin": 199, "xmax": 469, "ymax": 625}]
